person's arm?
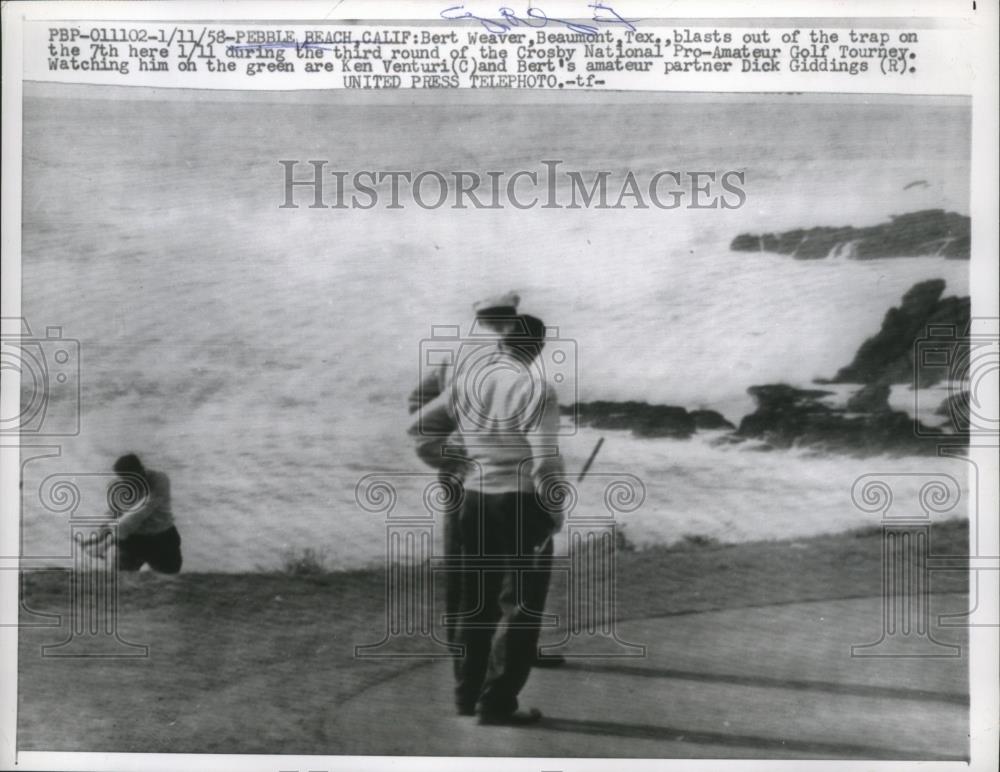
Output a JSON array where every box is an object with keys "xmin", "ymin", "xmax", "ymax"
[
  {"xmin": 81, "ymin": 483, "xmax": 137, "ymax": 547},
  {"xmin": 80, "ymin": 509, "xmax": 121, "ymax": 556},
  {"xmin": 408, "ymin": 391, "xmax": 458, "ymax": 470},
  {"xmin": 526, "ymin": 384, "xmax": 567, "ymax": 533},
  {"xmin": 407, "ymin": 364, "xmax": 448, "ymax": 415},
  {"xmin": 81, "ymin": 530, "xmax": 112, "ymax": 547},
  {"xmin": 113, "ymin": 474, "xmax": 168, "ymax": 540}
]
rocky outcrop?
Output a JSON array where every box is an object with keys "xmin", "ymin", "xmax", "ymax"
[
  {"xmin": 845, "ymin": 383, "xmax": 892, "ymax": 413},
  {"xmin": 730, "ymin": 210, "xmax": 969, "ymax": 260},
  {"xmin": 561, "ymin": 277, "xmax": 970, "ymax": 456},
  {"xmin": 563, "ymin": 402, "xmax": 734, "ymax": 439},
  {"xmin": 563, "ymin": 386, "xmax": 959, "ymax": 455},
  {"xmin": 735, "ymin": 384, "xmax": 954, "ymax": 456},
  {"xmin": 690, "ymin": 410, "xmax": 736, "ymax": 431},
  {"xmin": 736, "ymin": 385, "xmax": 835, "ymax": 441},
  {"xmin": 828, "ymin": 279, "xmax": 970, "ymax": 387},
  {"xmin": 731, "ymin": 279, "xmax": 971, "ymax": 456},
  {"xmin": 935, "ymin": 390, "xmax": 970, "ymax": 430}
]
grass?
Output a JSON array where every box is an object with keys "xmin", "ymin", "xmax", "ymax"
[
  {"xmin": 276, "ymin": 546, "xmax": 330, "ymax": 576},
  {"xmin": 613, "ymin": 526, "xmax": 721, "ymax": 554},
  {"xmin": 17, "ymin": 518, "xmax": 969, "ymax": 754}
]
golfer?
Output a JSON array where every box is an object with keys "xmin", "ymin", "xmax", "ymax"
[
  {"xmin": 84, "ymin": 453, "xmax": 182, "ymax": 574},
  {"xmin": 410, "ymin": 314, "xmax": 565, "ymax": 726}
]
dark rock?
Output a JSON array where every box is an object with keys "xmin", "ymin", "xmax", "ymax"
[
  {"xmin": 564, "ymin": 401, "xmax": 696, "ymax": 439},
  {"xmin": 731, "ymin": 209, "xmax": 970, "ymax": 260},
  {"xmin": 935, "ymin": 390, "xmax": 970, "ymax": 432},
  {"xmin": 732, "ymin": 279, "xmax": 972, "ymax": 456},
  {"xmin": 736, "ymin": 385, "xmax": 836, "ymax": 443},
  {"xmin": 736, "ymin": 382, "xmax": 960, "ymax": 456},
  {"xmin": 831, "ymin": 279, "xmax": 970, "ymax": 386},
  {"xmin": 689, "ymin": 409, "xmax": 736, "ymax": 431},
  {"xmin": 846, "ymin": 383, "xmax": 892, "ymax": 413},
  {"xmin": 936, "ymin": 390, "xmax": 968, "ymax": 417}
]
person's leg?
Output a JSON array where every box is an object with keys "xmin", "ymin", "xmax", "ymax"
[
  {"xmin": 456, "ymin": 570, "xmax": 503, "ymax": 714},
  {"xmin": 115, "ymin": 536, "xmax": 146, "ymax": 572},
  {"xmin": 442, "ymin": 479, "xmax": 463, "ymax": 644},
  {"xmin": 453, "ymin": 490, "xmax": 502, "ymax": 715},
  {"xmin": 477, "ymin": 493, "xmax": 543, "ymax": 718},
  {"xmin": 520, "ymin": 500, "xmax": 563, "ymax": 666},
  {"xmin": 143, "ymin": 527, "xmax": 182, "ymax": 574},
  {"xmin": 518, "ymin": 495, "xmax": 555, "ymax": 619},
  {"xmin": 477, "ymin": 579, "xmax": 537, "ymax": 715}
]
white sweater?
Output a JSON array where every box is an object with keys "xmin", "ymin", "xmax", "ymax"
[{"xmin": 410, "ymin": 350, "xmax": 565, "ymax": 495}]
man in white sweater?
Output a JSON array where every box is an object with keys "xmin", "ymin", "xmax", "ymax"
[
  {"xmin": 407, "ymin": 292, "xmax": 522, "ymax": 645},
  {"xmin": 409, "ymin": 314, "xmax": 565, "ymax": 725}
]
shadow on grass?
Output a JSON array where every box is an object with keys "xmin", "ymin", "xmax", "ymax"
[
  {"xmin": 538, "ymin": 716, "xmax": 967, "ymax": 762},
  {"xmin": 557, "ymin": 661, "xmax": 968, "ymax": 705}
]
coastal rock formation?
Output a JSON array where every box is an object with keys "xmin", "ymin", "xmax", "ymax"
[
  {"xmin": 935, "ymin": 390, "xmax": 970, "ymax": 431},
  {"xmin": 562, "ymin": 279, "xmax": 969, "ymax": 455},
  {"xmin": 732, "ymin": 279, "xmax": 971, "ymax": 455},
  {"xmin": 828, "ymin": 279, "xmax": 970, "ymax": 387},
  {"xmin": 845, "ymin": 383, "xmax": 892, "ymax": 413},
  {"xmin": 735, "ymin": 384, "xmax": 950, "ymax": 456},
  {"xmin": 690, "ymin": 409, "xmax": 737, "ymax": 431},
  {"xmin": 730, "ymin": 210, "xmax": 970, "ymax": 260},
  {"xmin": 565, "ymin": 401, "xmax": 694, "ymax": 438},
  {"xmin": 563, "ymin": 402, "xmax": 733, "ymax": 439}
]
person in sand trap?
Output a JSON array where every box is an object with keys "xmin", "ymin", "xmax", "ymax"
[
  {"xmin": 83, "ymin": 453, "xmax": 182, "ymax": 574},
  {"xmin": 409, "ymin": 313, "xmax": 566, "ymax": 726}
]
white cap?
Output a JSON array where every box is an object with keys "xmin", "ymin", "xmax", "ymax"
[{"xmin": 473, "ymin": 291, "xmax": 520, "ymax": 316}]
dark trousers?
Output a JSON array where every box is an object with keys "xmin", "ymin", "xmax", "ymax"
[
  {"xmin": 453, "ymin": 490, "xmax": 552, "ymax": 716},
  {"xmin": 443, "ymin": 500, "xmax": 463, "ymax": 644},
  {"xmin": 117, "ymin": 526, "xmax": 182, "ymax": 574}
]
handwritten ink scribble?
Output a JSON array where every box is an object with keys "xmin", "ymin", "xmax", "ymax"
[{"xmin": 440, "ymin": 3, "xmax": 638, "ymax": 36}]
